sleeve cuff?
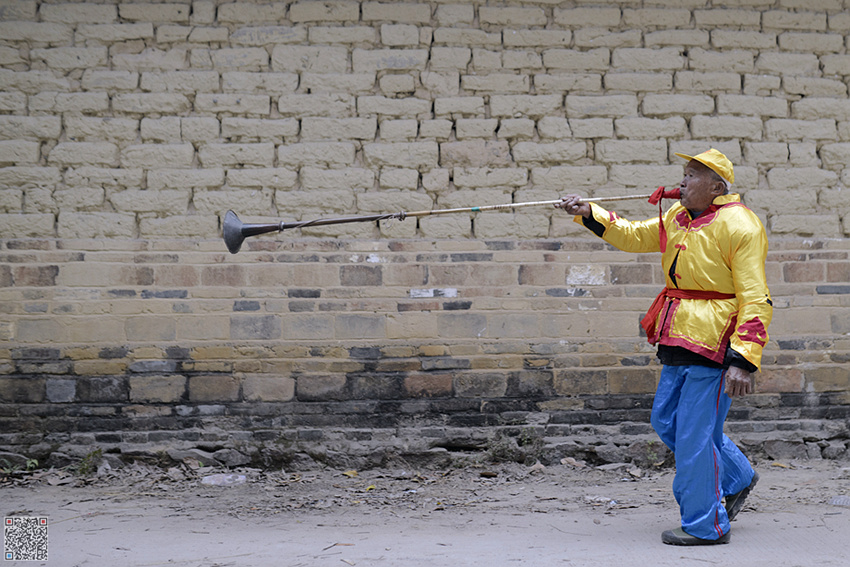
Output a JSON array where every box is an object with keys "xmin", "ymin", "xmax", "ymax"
[{"xmin": 725, "ymin": 346, "xmax": 757, "ymax": 373}]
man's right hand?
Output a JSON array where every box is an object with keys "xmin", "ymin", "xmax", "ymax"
[{"xmin": 556, "ymin": 194, "xmax": 591, "ymax": 218}]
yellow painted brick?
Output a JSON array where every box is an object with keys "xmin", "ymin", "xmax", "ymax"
[
  {"xmin": 191, "ymin": 346, "xmax": 235, "ymax": 360},
  {"xmin": 74, "ymin": 360, "xmax": 128, "ymax": 375}
]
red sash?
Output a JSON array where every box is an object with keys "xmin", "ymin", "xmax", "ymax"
[{"xmin": 640, "ymin": 288, "xmax": 736, "ymax": 343}]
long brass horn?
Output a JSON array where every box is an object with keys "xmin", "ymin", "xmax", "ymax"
[{"xmin": 223, "ymin": 193, "xmax": 656, "ymax": 254}]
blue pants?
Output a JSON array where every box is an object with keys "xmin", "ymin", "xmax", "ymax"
[{"xmin": 650, "ymin": 365, "xmax": 756, "ymax": 540}]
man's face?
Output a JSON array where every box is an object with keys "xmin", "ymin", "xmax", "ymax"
[{"xmin": 679, "ymin": 160, "xmax": 724, "ymax": 214}]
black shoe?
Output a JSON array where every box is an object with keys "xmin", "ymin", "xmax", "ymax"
[
  {"xmin": 725, "ymin": 471, "xmax": 759, "ymax": 521},
  {"xmin": 662, "ymin": 527, "xmax": 731, "ymax": 546}
]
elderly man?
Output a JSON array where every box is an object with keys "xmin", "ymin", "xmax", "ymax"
[{"xmin": 558, "ymin": 149, "xmax": 772, "ymax": 546}]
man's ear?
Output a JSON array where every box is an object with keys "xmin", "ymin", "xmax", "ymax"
[{"xmin": 711, "ymin": 180, "xmax": 726, "ymax": 196}]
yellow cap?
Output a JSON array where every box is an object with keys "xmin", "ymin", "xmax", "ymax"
[{"xmin": 674, "ymin": 148, "xmax": 734, "ymax": 185}]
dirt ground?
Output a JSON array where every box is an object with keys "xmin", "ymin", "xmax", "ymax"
[{"xmin": 3, "ymin": 456, "xmax": 850, "ymax": 567}]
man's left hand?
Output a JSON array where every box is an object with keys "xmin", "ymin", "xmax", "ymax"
[{"xmin": 725, "ymin": 366, "xmax": 753, "ymax": 397}]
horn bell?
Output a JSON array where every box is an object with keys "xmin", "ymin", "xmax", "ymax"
[{"xmin": 223, "ymin": 210, "xmax": 245, "ymax": 254}]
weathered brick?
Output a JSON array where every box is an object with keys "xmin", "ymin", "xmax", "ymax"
[
  {"xmin": 778, "ymin": 32, "xmax": 844, "ymax": 53},
  {"xmin": 0, "ymin": 70, "xmax": 70, "ymax": 93},
  {"xmin": 12, "ymin": 265, "xmax": 58, "ymax": 287},
  {"xmin": 222, "ymin": 117, "xmax": 297, "ymax": 141},
  {"xmin": 490, "ymin": 95, "xmax": 562, "ymax": 118},
  {"xmin": 608, "ymin": 368, "xmax": 657, "ymax": 395},
  {"xmin": 0, "ymin": 92, "xmax": 27, "ymax": 113},
  {"xmin": 454, "ymin": 119, "xmax": 497, "ymax": 140},
  {"xmin": 502, "ymin": 50, "xmax": 543, "ymax": 70},
  {"xmin": 435, "ymin": 4, "xmax": 474, "ymax": 26},
  {"xmin": 642, "ymin": 94, "xmax": 714, "ymax": 116},
  {"xmin": 609, "ymin": 165, "xmax": 684, "ymax": 188},
  {"xmin": 242, "ymin": 374, "xmax": 295, "ymax": 402},
  {"xmin": 31, "ymin": 47, "xmax": 107, "ymax": 70},
  {"xmin": 691, "ymin": 116, "xmax": 763, "ymax": 140},
  {"xmin": 537, "ymin": 117, "xmax": 571, "ymax": 139},
  {"xmin": 763, "ymin": 10, "xmax": 827, "ymax": 31},
  {"xmin": 573, "ymin": 29, "xmax": 642, "ymax": 49},
  {"xmin": 378, "ymin": 119, "xmax": 417, "ymax": 140},
  {"xmin": 0, "ymin": 0, "xmax": 37, "ymax": 21},
  {"xmin": 743, "ymin": 142, "xmax": 789, "ymax": 165},
  {"xmin": 804, "ymin": 366, "xmax": 850, "ymax": 393},
  {"xmin": 361, "ymin": 2, "xmax": 432, "ymax": 24},
  {"xmin": 711, "ymin": 31, "xmax": 777, "ymax": 50},
  {"xmin": 272, "ymin": 45, "xmax": 348, "ymax": 73},
  {"xmin": 359, "ymin": 96, "xmax": 432, "ymax": 118},
  {"xmin": 453, "ymin": 168, "xmax": 527, "ymax": 188},
  {"xmin": 278, "ymin": 142, "xmax": 356, "ymax": 167},
  {"xmin": 821, "ymin": 55, "xmax": 850, "ymax": 76},
  {"xmin": 379, "ymin": 74, "xmax": 415, "ymax": 96},
  {"xmin": 604, "ymin": 73, "xmax": 673, "ymax": 92},
  {"xmin": 622, "ymin": 8, "xmax": 692, "ymax": 28},
  {"xmin": 308, "ymin": 25, "xmax": 376, "ymax": 44},
  {"xmin": 301, "ymin": 73, "xmax": 376, "ymax": 94},
  {"xmin": 129, "ymin": 375, "xmax": 186, "ymax": 403},
  {"xmin": 543, "ymin": 48, "xmax": 610, "ymax": 72},
  {"xmin": 188, "ymin": 375, "xmax": 239, "ymax": 402},
  {"xmin": 231, "ymin": 26, "xmax": 306, "ymax": 46},
  {"xmin": 278, "ymin": 94, "xmax": 354, "ymax": 118},
  {"xmin": 81, "ymin": 70, "xmax": 139, "ymax": 91},
  {"xmin": 717, "ymin": 95, "xmax": 788, "ymax": 118},
  {"xmin": 381, "ymin": 23, "xmax": 419, "ymax": 47},
  {"xmin": 0, "ymin": 116, "xmax": 61, "ymax": 141},
  {"xmin": 31, "ymin": 92, "xmax": 110, "ymax": 114},
  {"xmin": 553, "ymin": 7, "xmax": 622, "ymax": 28},
  {"xmin": 377, "ymin": 168, "xmax": 419, "ymax": 190},
  {"xmin": 217, "ymin": 2, "xmax": 288, "ymax": 24},
  {"xmin": 688, "ymin": 48, "xmax": 754, "ymax": 72},
  {"xmin": 792, "ymin": 98, "xmax": 850, "ymax": 122},
  {"xmin": 195, "ymin": 93, "xmax": 271, "ymax": 115},
  {"xmin": 503, "ymin": 29, "xmax": 571, "ymax": 48},
  {"xmin": 765, "ymin": 119, "xmax": 837, "ymax": 141},
  {"xmin": 531, "ymin": 166, "xmax": 608, "ymax": 189},
  {"xmin": 596, "ymin": 140, "xmax": 668, "ymax": 163},
  {"xmin": 783, "ymin": 77, "xmax": 847, "ymax": 97},
  {"xmin": 210, "ymin": 48, "xmax": 269, "ymax": 71},
  {"xmin": 512, "ymin": 141, "xmax": 586, "ymax": 165},
  {"xmin": 433, "ymin": 28, "xmax": 499, "ymax": 47},
  {"xmin": 113, "ymin": 93, "xmax": 191, "ymax": 114},
  {"xmin": 148, "ymin": 168, "xmax": 224, "ymax": 190},
  {"xmin": 48, "ymin": 142, "xmax": 118, "ymax": 168},
  {"xmin": 290, "ymin": 1, "xmax": 360, "ymax": 23},
  {"xmin": 570, "ymin": 118, "xmax": 614, "ymax": 138},
  {"xmin": 40, "ymin": 3, "xmax": 115, "ymax": 23},
  {"xmin": 0, "ymin": 377, "xmax": 45, "ymax": 403},
  {"xmin": 111, "ymin": 189, "xmax": 190, "ymax": 213},
  {"xmin": 756, "ymin": 53, "xmax": 820, "ymax": 75},
  {"xmin": 767, "ymin": 167, "xmax": 839, "ymax": 190},
  {"xmin": 615, "ymin": 117, "xmax": 686, "ymax": 139},
  {"xmin": 363, "ymin": 142, "xmax": 439, "ymax": 170},
  {"xmin": 612, "ymin": 48, "xmax": 685, "ymax": 72},
  {"xmin": 479, "ymin": 6, "xmax": 546, "ymax": 26},
  {"xmin": 462, "ymin": 74, "xmax": 529, "ymax": 94},
  {"xmin": 353, "ymin": 48, "xmax": 429, "ymax": 73},
  {"xmin": 566, "ymin": 94, "xmax": 637, "ymax": 117},
  {"xmin": 199, "ymin": 143, "xmax": 274, "ymax": 168},
  {"xmin": 694, "ymin": 9, "xmax": 762, "ymax": 28},
  {"xmin": 223, "ymin": 72, "xmax": 299, "ymax": 94}
]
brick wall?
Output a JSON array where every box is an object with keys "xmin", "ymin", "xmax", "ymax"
[{"xmin": 1, "ymin": 0, "xmax": 849, "ymax": 468}]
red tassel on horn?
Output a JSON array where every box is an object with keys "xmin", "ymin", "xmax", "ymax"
[{"xmin": 647, "ymin": 187, "xmax": 681, "ymax": 252}]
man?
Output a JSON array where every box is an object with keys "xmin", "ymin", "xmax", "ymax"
[{"xmin": 557, "ymin": 149, "xmax": 772, "ymax": 546}]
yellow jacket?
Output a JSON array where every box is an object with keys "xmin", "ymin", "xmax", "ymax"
[{"xmin": 576, "ymin": 194, "xmax": 772, "ymax": 370}]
